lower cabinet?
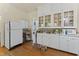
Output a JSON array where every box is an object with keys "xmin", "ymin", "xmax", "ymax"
[
  {"xmin": 37, "ymin": 33, "xmax": 79, "ymax": 55},
  {"xmin": 42, "ymin": 33, "xmax": 48, "ymax": 46},
  {"xmin": 11, "ymin": 30, "xmax": 23, "ymax": 48},
  {"xmin": 68, "ymin": 37, "xmax": 79, "ymax": 54},
  {"xmin": 37, "ymin": 33, "xmax": 43, "ymax": 45},
  {"xmin": 59, "ymin": 35, "xmax": 69, "ymax": 51},
  {"xmin": 49, "ymin": 35, "xmax": 59, "ymax": 49}
]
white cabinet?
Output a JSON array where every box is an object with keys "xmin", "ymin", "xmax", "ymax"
[
  {"xmin": 37, "ymin": 33, "xmax": 79, "ymax": 55},
  {"xmin": 5, "ymin": 20, "xmax": 26, "ymax": 49},
  {"xmin": 64, "ymin": 11, "xmax": 74, "ymax": 27},
  {"xmin": 49, "ymin": 35, "xmax": 59, "ymax": 49},
  {"xmin": 59, "ymin": 35, "xmax": 68, "ymax": 51},
  {"xmin": 68, "ymin": 37, "xmax": 79, "ymax": 54},
  {"xmin": 37, "ymin": 33, "xmax": 48, "ymax": 46},
  {"xmin": 37, "ymin": 33, "xmax": 60, "ymax": 49},
  {"xmin": 39, "ymin": 16, "xmax": 44, "ymax": 27},
  {"xmin": 47, "ymin": 34, "xmax": 52, "ymax": 47},
  {"xmin": 43, "ymin": 33, "xmax": 48, "ymax": 46},
  {"xmin": 37, "ymin": 33, "xmax": 43, "ymax": 45},
  {"xmin": 59, "ymin": 36, "xmax": 79, "ymax": 54},
  {"xmin": 38, "ymin": 10, "xmax": 77, "ymax": 28},
  {"xmin": 53, "ymin": 13, "xmax": 62, "ymax": 27},
  {"xmin": 45, "ymin": 15, "xmax": 51, "ymax": 27},
  {"xmin": 11, "ymin": 30, "xmax": 23, "ymax": 47}
]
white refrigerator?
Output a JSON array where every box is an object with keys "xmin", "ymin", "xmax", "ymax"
[{"xmin": 5, "ymin": 20, "xmax": 26, "ymax": 49}]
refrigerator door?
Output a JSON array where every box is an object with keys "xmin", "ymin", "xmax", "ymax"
[
  {"xmin": 10, "ymin": 29, "xmax": 23, "ymax": 48},
  {"xmin": 10, "ymin": 21, "xmax": 26, "ymax": 29}
]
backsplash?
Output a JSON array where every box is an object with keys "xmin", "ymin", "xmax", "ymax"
[{"xmin": 37, "ymin": 28, "xmax": 76, "ymax": 35}]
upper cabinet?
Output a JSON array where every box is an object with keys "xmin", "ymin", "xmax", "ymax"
[
  {"xmin": 64, "ymin": 11, "xmax": 74, "ymax": 27},
  {"xmin": 45, "ymin": 15, "xmax": 51, "ymax": 27},
  {"xmin": 53, "ymin": 13, "xmax": 62, "ymax": 27},
  {"xmin": 38, "ymin": 10, "xmax": 75, "ymax": 29},
  {"xmin": 39, "ymin": 15, "xmax": 51, "ymax": 27},
  {"xmin": 39, "ymin": 16, "xmax": 44, "ymax": 27}
]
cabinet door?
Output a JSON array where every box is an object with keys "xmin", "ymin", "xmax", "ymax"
[
  {"xmin": 43, "ymin": 33, "xmax": 48, "ymax": 46},
  {"xmin": 49, "ymin": 35, "xmax": 59, "ymax": 49},
  {"xmin": 68, "ymin": 37, "xmax": 79, "ymax": 54},
  {"xmin": 37, "ymin": 33, "xmax": 43, "ymax": 45},
  {"xmin": 64, "ymin": 11, "xmax": 74, "ymax": 27},
  {"xmin": 11, "ymin": 30, "xmax": 23, "ymax": 48},
  {"xmin": 54, "ymin": 35, "xmax": 60, "ymax": 49},
  {"xmin": 59, "ymin": 35, "xmax": 68, "ymax": 51},
  {"xmin": 46, "ymin": 34, "xmax": 53, "ymax": 47}
]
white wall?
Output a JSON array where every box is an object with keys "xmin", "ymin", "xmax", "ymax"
[
  {"xmin": 37, "ymin": 3, "xmax": 78, "ymax": 16},
  {"xmin": 0, "ymin": 16, "xmax": 4, "ymax": 47},
  {"xmin": 26, "ymin": 10, "xmax": 38, "ymax": 28}
]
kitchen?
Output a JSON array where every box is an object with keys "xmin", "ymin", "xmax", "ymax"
[{"xmin": 0, "ymin": 3, "xmax": 79, "ymax": 56}]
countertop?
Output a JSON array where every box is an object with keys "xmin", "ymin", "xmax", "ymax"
[{"xmin": 37, "ymin": 32, "xmax": 79, "ymax": 38}]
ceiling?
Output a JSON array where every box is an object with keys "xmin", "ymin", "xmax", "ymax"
[{"xmin": 9, "ymin": 3, "xmax": 44, "ymax": 12}]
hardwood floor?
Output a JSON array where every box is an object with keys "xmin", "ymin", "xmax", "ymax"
[{"xmin": 0, "ymin": 41, "xmax": 77, "ymax": 56}]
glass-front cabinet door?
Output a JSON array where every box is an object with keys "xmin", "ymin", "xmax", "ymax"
[
  {"xmin": 45, "ymin": 15, "xmax": 51, "ymax": 27},
  {"xmin": 53, "ymin": 13, "xmax": 62, "ymax": 27},
  {"xmin": 64, "ymin": 11, "xmax": 74, "ymax": 27},
  {"xmin": 39, "ymin": 16, "xmax": 44, "ymax": 27}
]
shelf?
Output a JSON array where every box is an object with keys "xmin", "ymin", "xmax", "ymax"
[
  {"xmin": 38, "ymin": 27, "xmax": 76, "ymax": 29},
  {"xmin": 62, "ymin": 27, "xmax": 76, "ymax": 29}
]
